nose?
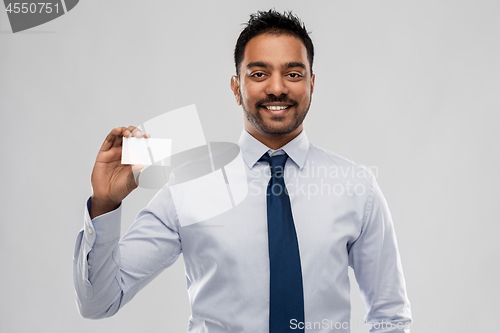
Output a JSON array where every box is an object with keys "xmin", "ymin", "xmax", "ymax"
[{"xmin": 265, "ymin": 74, "xmax": 289, "ymax": 96}]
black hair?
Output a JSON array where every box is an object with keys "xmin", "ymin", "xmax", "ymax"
[{"xmin": 234, "ymin": 9, "xmax": 314, "ymax": 76}]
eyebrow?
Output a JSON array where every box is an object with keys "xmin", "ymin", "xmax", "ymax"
[
  {"xmin": 284, "ymin": 62, "xmax": 306, "ymax": 70},
  {"xmin": 246, "ymin": 61, "xmax": 306, "ymax": 71}
]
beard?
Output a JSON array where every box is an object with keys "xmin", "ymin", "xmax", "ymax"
[{"xmin": 240, "ymin": 92, "xmax": 312, "ymax": 136}]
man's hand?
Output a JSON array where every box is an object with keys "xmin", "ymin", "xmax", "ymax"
[{"xmin": 90, "ymin": 126, "xmax": 148, "ymax": 219}]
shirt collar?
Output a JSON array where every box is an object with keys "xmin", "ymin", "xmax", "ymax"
[{"xmin": 238, "ymin": 129, "xmax": 310, "ymax": 170}]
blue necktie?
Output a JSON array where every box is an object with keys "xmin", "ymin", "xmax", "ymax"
[{"xmin": 260, "ymin": 152, "xmax": 305, "ymax": 332}]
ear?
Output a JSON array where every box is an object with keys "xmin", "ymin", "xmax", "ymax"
[
  {"xmin": 310, "ymin": 73, "xmax": 315, "ymax": 95},
  {"xmin": 230, "ymin": 75, "xmax": 241, "ymax": 105}
]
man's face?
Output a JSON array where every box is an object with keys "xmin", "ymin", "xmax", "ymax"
[{"xmin": 231, "ymin": 33, "xmax": 315, "ymax": 141}]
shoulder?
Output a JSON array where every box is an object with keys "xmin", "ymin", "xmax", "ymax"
[{"xmin": 307, "ymin": 143, "xmax": 376, "ymax": 181}]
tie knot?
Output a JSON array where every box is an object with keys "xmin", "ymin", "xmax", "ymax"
[{"xmin": 260, "ymin": 152, "xmax": 288, "ymax": 176}]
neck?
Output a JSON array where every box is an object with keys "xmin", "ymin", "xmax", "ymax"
[{"xmin": 245, "ymin": 125, "xmax": 303, "ymax": 150}]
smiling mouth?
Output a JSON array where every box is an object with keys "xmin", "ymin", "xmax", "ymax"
[
  {"xmin": 259, "ymin": 102, "xmax": 296, "ymax": 112},
  {"xmin": 263, "ymin": 105, "xmax": 291, "ymax": 111}
]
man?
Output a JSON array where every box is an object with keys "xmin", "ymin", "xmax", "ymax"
[{"xmin": 74, "ymin": 9, "xmax": 412, "ymax": 332}]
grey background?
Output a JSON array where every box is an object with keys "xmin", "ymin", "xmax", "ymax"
[{"xmin": 1, "ymin": 0, "xmax": 499, "ymax": 332}]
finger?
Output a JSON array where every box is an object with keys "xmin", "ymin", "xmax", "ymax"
[
  {"xmin": 118, "ymin": 126, "xmax": 135, "ymax": 140},
  {"xmin": 112, "ymin": 127, "xmax": 130, "ymax": 147},
  {"xmin": 120, "ymin": 126, "xmax": 132, "ymax": 138},
  {"xmin": 113, "ymin": 126, "xmax": 142, "ymax": 147},
  {"xmin": 101, "ymin": 127, "xmax": 126, "ymax": 151},
  {"xmin": 129, "ymin": 126, "xmax": 144, "ymax": 138}
]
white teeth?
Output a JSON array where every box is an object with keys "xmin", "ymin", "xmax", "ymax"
[{"xmin": 265, "ymin": 105, "xmax": 289, "ymax": 110}]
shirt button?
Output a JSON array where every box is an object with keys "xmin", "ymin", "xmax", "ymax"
[
  {"xmin": 88, "ymin": 227, "xmax": 94, "ymax": 234},
  {"xmin": 88, "ymin": 264, "xmax": 91, "ymax": 270}
]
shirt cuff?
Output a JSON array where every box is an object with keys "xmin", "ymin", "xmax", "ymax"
[{"xmin": 84, "ymin": 197, "xmax": 122, "ymax": 245}]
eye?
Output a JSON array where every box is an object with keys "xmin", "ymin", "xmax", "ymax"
[
  {"xmin": 287, "ymin": 73, "xmax": 302, "ymax": 79},
  {"xmin": 251, "ymin": 72, "xmax": 265, "ymax": 78}
]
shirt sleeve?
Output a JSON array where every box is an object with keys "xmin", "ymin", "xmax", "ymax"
[
  {"xmin": 348, "ymin": 175, "xmax": 412, "ymax": 333},
  {"xmin": 73, "ymin": 185, "xmax": 182, "ymax": 319}
]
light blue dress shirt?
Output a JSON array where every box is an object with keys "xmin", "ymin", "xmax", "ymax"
[{"xmin": 74, "ymin": 129, "xmax": 412, "ymax": 332}]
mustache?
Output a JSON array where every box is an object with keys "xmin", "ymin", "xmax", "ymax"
[{"xmin": 256, "ymin": 95, "xmax": 298, "ymax": 107}]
